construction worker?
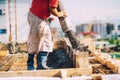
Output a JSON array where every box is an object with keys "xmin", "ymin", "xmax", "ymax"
[{"xmin": 27, "ymin": 0, "xmax": 67, "ymax": 70}]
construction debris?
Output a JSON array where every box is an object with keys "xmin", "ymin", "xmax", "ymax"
[{"xmin": 0, "ymin": 38, "xmax": 120, "ymax": 80}]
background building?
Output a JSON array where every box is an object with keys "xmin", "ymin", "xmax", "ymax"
[
  {"xmin": 118, "ymin": 25, "xmax": 120, "ymax": 30},
  {"xmin": 76, "ymin": 20, "xmax": 115, "ymax": 39},
  {"xmin": 0, "ymin": 0, "xmax": 64, "ymax": 42},
  {"xmin": 0, "ymin": 0, "xmax": 31, "ymax": 42},
  {"xmin": 0, "ymin": 0, "xmax": 8, "ymax": 42}
]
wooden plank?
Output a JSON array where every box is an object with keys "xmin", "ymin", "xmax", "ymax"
[
  {"xmin": 0, "ymin": 67, "xmax": 92, "ymax": 78},
  {"xmin": 75, "ymin": 51, "xmax": 89, "ymax": 68},
  {"xmin": 0, "ymin": 69, "xmax": 60, "ymax": 77},
  {"xmin": 97, "ymin": 56, "xmax": 107, "ymax": 65},
  {"xmin": 106, "ymin": 60, "xmax": 118, "ymax": 73},
  {"xmin": 60, "ymin": 70, "xmax": 67, "ymax": 80},
  {"xmin": 0, "ymin": 50, "xmax": 9, "ymax": 57},
  {"xmin": 66, "ymin": 67, "xmax": 92, "ymax": 76},
  {"xmin": 118, "ymin": 66, "xmax": 120, "ymax": 74},
  {"xmin": 80, "ymin": 38, "xmax": 95, "ymax": 53},
  {"xmin": 93, "ymin": 52, "xmax": 119, "ymax": 74},
  {"xmin": 92, "ymin": 74, "xmax": 106, "ymax": 80},
  {"xmin": 93, "ymin": 50, "xmax": 101, "ymax": 57}
]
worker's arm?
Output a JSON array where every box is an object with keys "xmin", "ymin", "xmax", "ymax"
[{"xmin": 49, "ymin": 7, "xmax": 67, "ymax": 17}]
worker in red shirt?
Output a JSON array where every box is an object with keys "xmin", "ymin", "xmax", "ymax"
[{"xmin": 27, "ymin": 0, "xmax": 67, "ymax": 70}]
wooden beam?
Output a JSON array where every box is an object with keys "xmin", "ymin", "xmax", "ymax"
[
  {"xmin": 0, "ymin": 50, "xmax": 9, "ymax": 57},
  {"xmin": 0, "ymin": 67, "xmax": 92, "ymax": 78},
  {"xmin": 80, "ymin": 38, "xmax": 95, "ymax": 53},
  {"xmin": 0, "ymin": 69, "xmax": 60, "ymax": 77},
  {"xmin": 92, "ymin": 74, "xmax": 106, "ymax": 80},
  {"xmin": 60, "ymin": 70, "xmax": 67, "ymax": 80},
  {"xmin": 118, "ymin": 66, "xmax": 120, "ymax": 74},
  {"xmin": 106, "ymin": 60, "xmax": 118, "ymax": 73},
  {"xmin": 94, "ymin": 52, "xmax": 119, "ymax": 74},
  {"xmin": 75, "ymin": 51, "xmax": 89, "ymax": 68}
]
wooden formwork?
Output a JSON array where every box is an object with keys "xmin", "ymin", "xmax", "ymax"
[
  {"xmin": 79, "ymin": 38, "xmax": 95, "ymax": 53},
  {"xmin": 75, "ymin": 51, "xmax": 89, "ymax": 68},
  {"xmin": 91, "ymin": 74, "xmax": 106, "ymax": 80},
  {"xmin": 0, "ymin": 51, "xmax": 92, "ymax": 78},
  {"xmin": 0, "ymin": 38, "xmax": 93, "ymax": 78},
  {"xmin": 93, "ymin": 51, "xmax": 120, "ymax": 74},
  {"xmin": 0, "ymin": 50, "xmax": 9, "ymax": 57},
  {"xmin": 0, "ymin": 67, "xmax": 92, "ymax": 78},
  {"xmin": 0, "ymin": 38, "xmax": 119, "ymax": 80}
]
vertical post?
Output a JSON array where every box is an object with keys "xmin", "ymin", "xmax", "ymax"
[
  {"xmin": 8, "ymin": 0, "xmax": 12, "ymax": 42},
  {"xmin": 75, "ymin": 51, "xmax": 89, "ymax": 68},
  {"xmin": 7, "ymin": 0, "xmax": 15, "ymax": 54},
  {"xmin": 14, "ymin": 0, "xmax": 18, "ymax": 41},
  {"xmin": 60, "ymin": 70, "xmax": 67, "ymax": 80}
]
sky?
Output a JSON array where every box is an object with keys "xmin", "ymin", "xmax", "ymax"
[
  {"xmin": 3, "ymin": 0, "xmax": 120, "ymax": 28},
  {"xmin": 0, "ymin": 0, "xmax": 120, "ymax": 42},
  {"xmin": 51, "ymin": 0, "xmax": 120, "ymax": 30}
]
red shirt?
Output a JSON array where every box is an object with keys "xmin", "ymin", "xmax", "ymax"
[{"xmin": 30, "ymin": 0, "xmax": 58, "ymax": 19}]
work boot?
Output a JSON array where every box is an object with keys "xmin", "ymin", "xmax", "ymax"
[
  {"xmin": 37, "ymin": 52, "xmax": 52, "ymax": 70},
  {"xmin": 27, "ymin": 53, "xmax": 35, "ymax": 70},
  {"xmin": 36, "ymin": 52, "xmax": 42, "ymax": 70},
  {"xmin": 41, "ymin": 52, "xmax": 50, "ymax": 69}
]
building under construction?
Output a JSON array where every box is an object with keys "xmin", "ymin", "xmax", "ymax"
[{"xmin": 0, "ymin": 0, "xmax": 120, "ymax": 80}]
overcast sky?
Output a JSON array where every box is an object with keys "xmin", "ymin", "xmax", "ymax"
[
  {"xmin": 0, "ymin": 0, "xmax": 120, "ymax": 42},
  {"xmin": 51, "ymin": 0, "xmax": 120, "ymax": 29},
  {"xmin": 13, "ymin": 0, "xmax": 120, "ymax": 28}
]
